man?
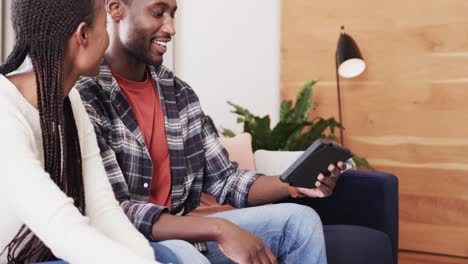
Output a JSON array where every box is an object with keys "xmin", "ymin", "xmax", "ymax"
[{"xmin": 76, "ymin": 0, "xmax": 353, "ymax": 263}]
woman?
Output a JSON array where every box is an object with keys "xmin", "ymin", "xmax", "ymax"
[{"xmin": 0, "ymin": 0, "xmax": 162, "ymax": 263}]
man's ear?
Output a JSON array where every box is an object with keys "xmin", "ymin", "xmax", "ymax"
[{"xmin": 107, "ymin": 0, "xmax": 125, "ymax": 22}]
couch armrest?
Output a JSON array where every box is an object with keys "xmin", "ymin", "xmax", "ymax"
[{"xmin": 284, "ymin": 171, "xmax": 399, "ymax": 264}]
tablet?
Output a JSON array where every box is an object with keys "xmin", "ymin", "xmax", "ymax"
[{"xmin": 280, "ymin": 139, "xmax": 352, "ymax": 188}]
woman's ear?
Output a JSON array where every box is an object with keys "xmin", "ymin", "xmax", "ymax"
[
  {"xmin": 73, "ymin": 22, "xmax": 89, "ymax": 47},
  {"xmin": 63, "ymin": 22, "xmax": 88, "ymax": 76}
]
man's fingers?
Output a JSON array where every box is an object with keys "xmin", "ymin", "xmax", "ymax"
[
  {"xmin": 255, "ymin": 252, "xmax": 270, "ymax": 264},
  {"xmin": 317, "ymin": 177, "xmax": 336, "ymax": 190},
  {"xmin": 317, "ymin": 173, "xmax": 325, "ymax": 181},
  {"xmin": 265, "ymin": 247, "xmax": 277, "ymax": 264},
  {"xmin": 318, "ymin": 173, "xmax": 336, "ymax": 185},
  {"xmin": 306, "ymin": 187, "xmax": 325, "ymax": 197},
  {"xmin": 297, "ymin": 186, "xmax": 331, "ymax": 198},
  {"xmin": 258, "ymin": 248, "xmax": 275, "ymax": 264},
  {"xmin": 337, "ymin": 161, "xmax": 347, "ymax": 170},
  {"xmin": 249, "ymin": 253, "xmax": 261, "ymax": 264},
  {"xmin": 328, "ymin": 164, "xmax": 341, "ymax": 176},
  {"xmin": 255, "ymin": 247, "xmax": 268, "ymax": 264},
  {"xmin": 326, "ymin": 163, "xmax": 343, "ymax": 182},
  {"xmin": 315, "ymin": 181, "xmax": 332, "ymax": 197},
  {"xmin": 317, "ymin": 171, "xmax": 337, "ymax": 189},
  {"xmin": 316, "ymin": 180, "xmax": 332, "ymax": 190},
  {"xmin": 306, "ymin": 162, "xmax": 347, "ymax": 196}
]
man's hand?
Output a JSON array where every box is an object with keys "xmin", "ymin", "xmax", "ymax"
[
  {"xmin": 297, "ymin": 161, "xmax": 347, "ymax": 198},
  {"xmin": 217, "ymin": 219, "xmax": 277, "ymax": 264},
  {"xmin": 152, "ymin": 214, "xmax": 277, "ymax": 263}
]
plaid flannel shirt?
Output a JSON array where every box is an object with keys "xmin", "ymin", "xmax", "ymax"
[{"xmin": 75, "ymin": 63, "xmax": 261, "ymax": 250}]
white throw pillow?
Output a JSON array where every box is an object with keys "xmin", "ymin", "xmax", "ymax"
[
  {"xmin": 254, "ymin": 149, "xmax": 356, "ymax": 176},
  {"xmin": 253, "ymin": 150, "xmax": 304, "ymax": 176}
]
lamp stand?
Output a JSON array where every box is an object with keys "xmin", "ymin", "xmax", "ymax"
[{"xmin": 335, "ymin": 53, "xmax": 345, "ymax": 146}]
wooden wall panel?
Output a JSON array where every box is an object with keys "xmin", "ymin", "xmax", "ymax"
[
  {"xmin": 282, "ymin": 0, "xmax": 468, "ymax": 257},
  {"xmin": 399, "ymin": 251, "xmax": 468, "ymax": 264}
]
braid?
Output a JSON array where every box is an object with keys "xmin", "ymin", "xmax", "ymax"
[
  {"xmin": 0, "ymin": 39, "xmax": 28, "ymax": 75},
  {"xmin": 0, "ymin": 0, "xmax": 95, "ymax": 262}
]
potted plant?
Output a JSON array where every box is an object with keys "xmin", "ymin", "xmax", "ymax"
[{"xmin": 221, "ymin": 79, "xmax": 373, "ymax": 170}]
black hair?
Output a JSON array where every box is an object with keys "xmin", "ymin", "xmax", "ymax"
[{"xmin": 0, "ymin": 0, "xmax": 96, "ymax": 262}]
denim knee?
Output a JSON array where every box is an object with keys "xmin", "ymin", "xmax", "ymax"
[
  {"xmin": 270, "ymin": 203, "xmax": 326, "ymax": 262},
  {"xmin": 152, "ymin": 240, "xmax": 210, "ymax": 264},
  {"xmin": 282, "ymin": 203, "xmax": 323, "ymax": 234},
  {"xmin": 283, "ymin": 203, "xmax": 320, "ymax": 219}
]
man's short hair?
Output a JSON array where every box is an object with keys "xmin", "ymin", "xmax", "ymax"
[{"xmin": 104, "ymin": 0, "xmax": 131, "ymax": 4}]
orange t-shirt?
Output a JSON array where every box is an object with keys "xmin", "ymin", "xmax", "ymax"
[{"xmin": 113, "ymin": 70, "xmax": 172, "ymax": 208}]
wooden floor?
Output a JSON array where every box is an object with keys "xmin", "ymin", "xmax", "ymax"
[{"xmin": 399, "ymin": 251, "xmax": 468, "ymax": 264}]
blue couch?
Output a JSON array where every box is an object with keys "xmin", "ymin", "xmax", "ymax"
[
  {"xmin": 41, "ymin": 171, "xmax": 398, "ymax": 264},
  {"xmin": 286, "ymin": 170, "xmax": 399, "ymax": 264}
]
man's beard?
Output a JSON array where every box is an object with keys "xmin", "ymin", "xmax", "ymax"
[{"xmin": 123, "ymin": 32, "xmax": 163, "ymax": 67}]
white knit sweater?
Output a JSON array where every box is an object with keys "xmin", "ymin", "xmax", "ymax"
[{"xmin": 0, "ymin": 74, "xmax": 159, "ymax": 264}]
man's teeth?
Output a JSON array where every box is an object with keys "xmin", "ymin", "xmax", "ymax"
[{"xmin": 154, "ymin": 41, "xmax": 167, "ymax": 47}]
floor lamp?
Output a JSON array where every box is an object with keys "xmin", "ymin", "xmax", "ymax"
[{"xmin": 335, "ymin": 26, "xmax": 366, "ymax": 146}]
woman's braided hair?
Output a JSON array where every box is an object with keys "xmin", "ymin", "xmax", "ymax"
[{"xmin": 0, "ymin": 0, "xmax": 96, "ymax": 262}]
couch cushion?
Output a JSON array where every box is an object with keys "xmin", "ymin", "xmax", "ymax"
[
  {"xmin": 324, "ymin": 225, "xmax": 393, "ymax": 264},
  {"xmin": 188, "ymin": 133, "xmax": 255, "ymax": 216},
  {"xmin": 219, "ymin": 133, "xmax": 256, "ymax": 171}
]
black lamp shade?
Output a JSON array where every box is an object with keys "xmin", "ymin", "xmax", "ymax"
[{"xmin": 336, "ymin": 32, "xmax": 366, "ymax": 78}]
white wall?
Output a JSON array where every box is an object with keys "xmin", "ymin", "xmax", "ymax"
[
  {"xmin": 163, "ymin": 40, "xmax": 175, "ymax": 71},
  {"xmin": 1, "ymin": 0, "xmax": 281, "ymax": 134},
  {"xmin": 1, "ymin": 0, "xmax": 14, "ymax": 61},
  {"xmin": 172, "ymin": 0, "xmax": 280, "ymax": 133}
]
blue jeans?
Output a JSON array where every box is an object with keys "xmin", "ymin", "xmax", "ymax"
[
  {"xmin": 133, "ymin": 203, "xmax": 326, "ymax": 264},
  {"xmin": 38, "ymin": 203, "xmax": 326, "ymax": 264},
  {"xmin": 203, "ymin": 203, "xmax": 327, "ymax": 264},
  {"xmin": 35, "ymin": 241, "xmax": 187, "ymax": 264}
]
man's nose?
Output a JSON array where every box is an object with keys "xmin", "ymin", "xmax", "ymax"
[{"xmin": 162, "ymin": 18, "xmax": 176, "ymax": 36}]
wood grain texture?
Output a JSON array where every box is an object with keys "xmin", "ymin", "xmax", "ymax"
[
  {"xmin": 282, "ymin": 0, "xmax": 468, "ymax": 257},
  {"xmin": 399, "ymin": 251, "xmax": 468, "ymax": 264}
]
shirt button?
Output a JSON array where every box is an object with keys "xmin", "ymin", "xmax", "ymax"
[{"xmin": 143, "ymin": 183, "xmax": 149, "ymax": 188}]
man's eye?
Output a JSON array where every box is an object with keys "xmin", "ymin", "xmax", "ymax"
[{"xmin": 153, "ymin": 11, "xmax": 163, "ymax": 17}]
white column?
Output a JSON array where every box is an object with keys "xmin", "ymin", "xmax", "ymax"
[
  {"xmin": 0, "ymin": 1, "xmax": 3, "ymax": 60},
  {"xmin": 173, "ymin": 0, "xmax": 281, "ymax": 133},
  {"xmin": 162, "ymin": 40, "xmax": 175, "ymax": 72},
  {"xmin": 1, "ymin": 0, "xmax": 14, "ymax": 61}
]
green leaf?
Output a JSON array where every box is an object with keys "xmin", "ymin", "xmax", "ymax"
[
  {"xmin": 291, "ymin": 79, "xmax": 316, "ymax": 122},
  {"xmin": 228, "ymin": 101, "xmax": 255, "ymax": 120},
  {"xmin": 270, "ymin": 121, "xmax": 306, "ymax": 150},
  {"xmin": 223, "ymin": 80, "xmax": 372, "ymax": 169},
  {"xmin": 236, "ymin": 117, "xmax": 245, "ymax": 123},
  {"xmin": 301, "ymin": 118, "xmax": 330, "ymax": 142},
  {"xmin": 283, "ymin": 130, "xmax": 303, "ymax": 150},
  {"xmin": 324, "ymin": 134, "xmax": 338, "ymax": 142},
  {"xmin": 244, "ymin": 115, "xmax": 272, "ymax": 151},
  {"xmin": 283, "ymin": 79, "xmax": 317, "ymax": 123},
  {"xmin": 285, "ymin": 117, "xmax": 342, "ymax": 150},
  {"xmin": 352, "ymin": 155, "xmax": 375, "ymax": 170},
  {"xmin": 220, "ymin": 128, "xmax": 236, "ymax": 138},
  {"xmin": 280, "ymin": 100, "xmax": 293, "ymax": 121},
  {"xmin": 322, "ymin": 117, "xmax": 343, "ymax": 134}
]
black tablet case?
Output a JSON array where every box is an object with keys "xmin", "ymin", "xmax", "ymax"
[{"xmin": 280, "ymin": 139, "xmax": 353, "ymax": 188}]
